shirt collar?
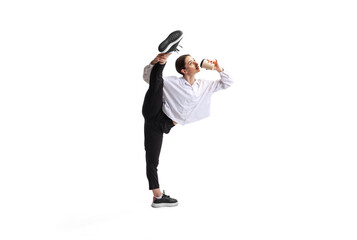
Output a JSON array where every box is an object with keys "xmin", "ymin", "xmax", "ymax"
[{"xmin": 180, "ymin": 77, "xmax": 200, "ymax": 87}]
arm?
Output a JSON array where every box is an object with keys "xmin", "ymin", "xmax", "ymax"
[
  {"xmin": 210, "ymin": 59, "xmax": 234, "ymax": 92},
  {"xmin": 143, "ymin": 53, "xmax": 171, "ymax": 84},
  {"xmin": 143, "ymin": 64, "xmax": 154, "ymax": 84}
]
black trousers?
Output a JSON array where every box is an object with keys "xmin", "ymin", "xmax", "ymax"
[{"xmin": 142, "ymin": 63, "xmax": 175, "ymax": 190}]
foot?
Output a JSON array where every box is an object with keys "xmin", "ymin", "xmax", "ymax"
[
  {"xmin": 151, "ymin": 190, "xmax": 179, "ymax": 208},
  {"xmin": 158, "ymin": 30, "xmax": 183, "ymax": 53}
]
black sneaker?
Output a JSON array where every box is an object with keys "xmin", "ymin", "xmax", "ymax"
[
  {"xmin": 151, "ymin": 190, "xmax": 179, "ymax": 208},
  {"xmin": 158, "ymin": 30, "xmax": 183, "ymax": 53}
]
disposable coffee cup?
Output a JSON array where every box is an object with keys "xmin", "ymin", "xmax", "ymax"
[{"xmin": 200, "ymin": 59, "xmax": 215, "ymax": 70}]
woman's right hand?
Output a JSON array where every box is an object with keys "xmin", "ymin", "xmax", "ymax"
[{"xmin": 151, "ymin": 53, "xmax": 171, "ymax": 65}]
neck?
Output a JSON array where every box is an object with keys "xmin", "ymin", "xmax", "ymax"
[{"xmin": 184, "ymin": 74, "xmax": 196, "ymax": 86}]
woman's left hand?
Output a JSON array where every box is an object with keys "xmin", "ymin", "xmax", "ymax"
[{"xmin": 211, "ymin": 59, "xmax": 223, "ymax": 72}]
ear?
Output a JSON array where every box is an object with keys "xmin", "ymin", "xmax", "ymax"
[{"xmin": 181, "ymin": 69, "xmax": 186, "ymax": 75}]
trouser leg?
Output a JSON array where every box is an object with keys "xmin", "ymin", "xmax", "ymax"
[
  {"xmin": 144, "ymin": 122, "xmax": 163, "ymax": 190},
  {"xmin": 141, "ymin": 63, "xmax": 175, "ymax": 190},
  {"xmin": 142, "ymin": 63, "xmax": 165, "ymax": 120}
]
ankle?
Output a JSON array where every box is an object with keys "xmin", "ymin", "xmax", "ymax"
[
  {"xmin": 152, "ymin": 188, "xmax": 162, "ymax": 198},
  {"xmin": 154, "ymin": 193, "xmax": 162, "ymax": 198}
]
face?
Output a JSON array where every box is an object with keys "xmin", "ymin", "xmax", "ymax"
[{"xmin": 182, "ymin": 56, "xmax": 200, "ymax": 75}]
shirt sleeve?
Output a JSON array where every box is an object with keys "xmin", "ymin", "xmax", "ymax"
[
  {"xmin": 143, "ymin": 63, "xmax": 154, "ymax": 84},
  {"xmin": 211, "ymin": 70, "xmax": 234, "ymax": 93}
]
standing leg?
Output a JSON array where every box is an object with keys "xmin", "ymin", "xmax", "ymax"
[{"xmin": 144, "ymin": 122, "xmax": 163, "ymax": 190}]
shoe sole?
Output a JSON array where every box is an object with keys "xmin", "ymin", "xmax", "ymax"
[
  {"xmin": 151, "ymin": 202, "xmax": 179, "ymax": 208},
  {"xmin": 158, "ymin": 30, "xmax": 183, "ymax": 53}
]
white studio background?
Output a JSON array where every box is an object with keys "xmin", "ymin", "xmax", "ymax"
[{"xmin": 0, "ymin": 0, "xmax": 356, "ymax": 239}]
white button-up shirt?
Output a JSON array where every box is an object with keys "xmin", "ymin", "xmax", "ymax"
[{"xmin": 143, "ymin": 64, "xmax": 233, "ymax": 125}]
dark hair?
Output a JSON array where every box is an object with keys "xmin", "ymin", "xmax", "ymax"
[{"xmin": 175, "ymin": 54, "xmax": 190, "ymax": 75}]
